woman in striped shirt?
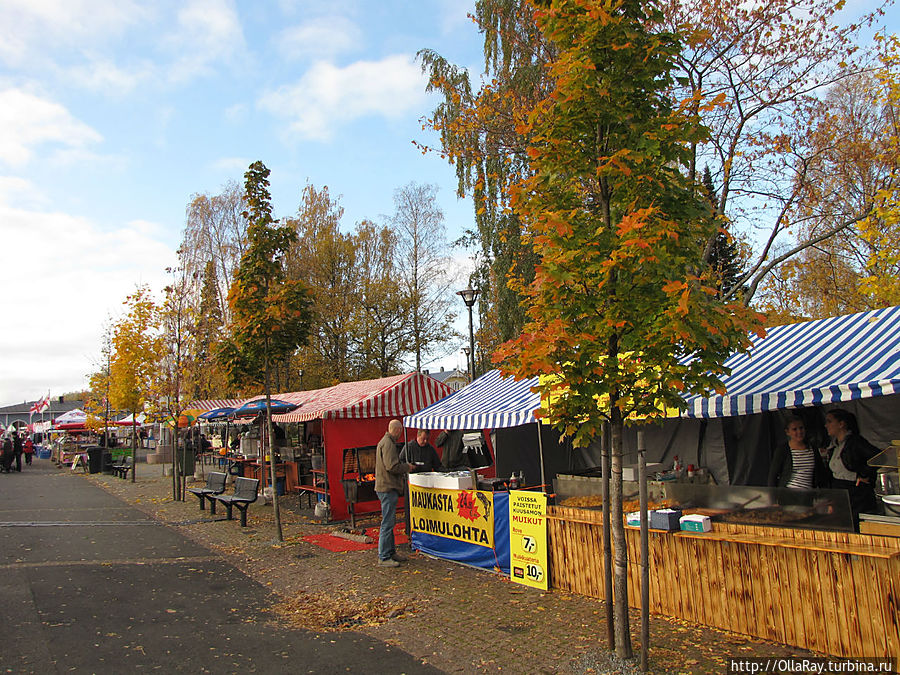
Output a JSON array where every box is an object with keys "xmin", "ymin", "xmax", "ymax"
[{"xmin": 768, "ymin": 415, "xmax": 827, "ymax": 490}]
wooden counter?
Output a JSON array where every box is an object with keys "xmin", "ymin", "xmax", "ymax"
[
  {"xmin": 861, "ymin": 520, "xmax": 900, "ymax": 537},
  {"xmin": 547, "ymin": 504, "xmax": 900, "ymax": 660}
]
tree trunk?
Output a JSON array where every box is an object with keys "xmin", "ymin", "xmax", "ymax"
[
  {"xmin": 610, "ymin": 407, "xmax": 632, "ymax": 659},
  {"xmin": 172, "ymin": 424, "xmax": 179, "ymax": 500},
  {"xmin": 131, "ymin": 413, "xmax": 137, "ymax": 484},
  {"xmin": 264, "ymin": 346, "xmax": 284, "ymax": 542}
]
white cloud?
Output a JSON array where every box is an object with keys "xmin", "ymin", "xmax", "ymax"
[
  {"xmin": 0, "ymin": 88, "xmax": 102, "ymax": 166},
  {"xmin": 276, "ymin": 16, "xmax": 363, "ymax": 61},
  {"xmin": 163, "ymin": 0, "xmax": 247, "ymax": 83},
  {"xmin": 436, "ymin": 0, "xmax": 475, "ymax": 34},
  {"xmin": 0, "ymin": 176, "xmax": 45, "ymax": 208},
  {"xmin": 258, "ymin": 54, "xmax": 428, "ymax": 141},
  {"xmin": 0, "ymin": 0, "xmax": 246, "ymax": 93},
  {"xmin": 211, "ymin": 157, "xmax": 251, "ymax": 172},
  {"xmin": 0, "ymin": 200, "xmax": 175, "ymax": 404},
  {"xmin": 224, "ymin": 103, "xmax": 248, "ymax": 124},
  {"xmin": 64, "ymin": 58, "xmax": 153, "ymax": 95},
  {"xmin": 0, "ymin": 0, "xmax": 148, "ymax": 68}
]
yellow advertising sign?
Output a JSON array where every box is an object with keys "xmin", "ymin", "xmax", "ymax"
[
  {"xmin": 509, "ymin": 490, "xmax": 548, "ymax": 590},
  {"xmin": 408, "ymin": 485, "xmax": 495, "ymax": 548}
]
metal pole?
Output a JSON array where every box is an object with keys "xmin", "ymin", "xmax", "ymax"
[
  {"xmin": 601, "ymin": 421, "xmax": 614, "ymax": 649},
  {"xmin": 638, "ymin": 429, "xmax": 649, "ymax": 672},
  {"xmin": 467, "ymin": 304, "xmax": 476, "ymax": 380},
  {"xmin": 536, "ymin": 422, "xmax": 546, "ymax": 490}
]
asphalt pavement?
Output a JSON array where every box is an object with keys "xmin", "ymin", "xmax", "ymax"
[{"xmin": 0, "ymin": 460, "xmax": 439, "ymax": 674}]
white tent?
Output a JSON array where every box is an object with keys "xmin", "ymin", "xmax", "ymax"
[{"xmin": 53, "ymin": 408, "xmax": 87, "ymax": 429}]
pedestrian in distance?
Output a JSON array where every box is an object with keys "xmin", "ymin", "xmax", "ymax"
[
  {"xmin": 12, "ymin": 431, "xmax": 23, "ymax": 472},
  {"xmin": 0, "ymin": 435, "xmax": 13, "ymax": 473},
  {"xmin": 374, "ymin": 419, "xmax": 413, "ymax": 568},
  {"xmin": 23, "ymin": 436, "xmax": 34, "ymax": 465}
]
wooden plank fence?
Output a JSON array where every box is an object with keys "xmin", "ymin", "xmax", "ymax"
[{"xmin": 547, "ymin": 505, "xmax": 900, "ymax": 659}]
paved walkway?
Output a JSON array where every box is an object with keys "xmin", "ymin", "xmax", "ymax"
[
  {"xmin": 3, "ymin": 459, "xmax": 815, "ymax": 674},
  {"xmin": 0, "ymin": 460, "xmax": 439, "ymax": 674}
]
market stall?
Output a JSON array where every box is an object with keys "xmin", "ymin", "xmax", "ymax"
[
  {"xmin": 546, "ymin": 306, "xmax": 900, "ymax": 659},
  {"xmin": 226, "ymin": 398, "xmax": 300, "ymax": 494},
  {"xmin": 404, "ymin": 369, "xmax": 594, "ymax": 487},
  {"xmin": 46, "ymin": 409, "xmax": 95, "ymax": 467},
  {"xmin": 403, "ymin": 370, "xmax": 564, "ymax": 574},
  {"xmin": 268, "ymin": 372, "xmax": 453, "ymax": 521}
]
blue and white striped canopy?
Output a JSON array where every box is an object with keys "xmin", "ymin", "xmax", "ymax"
[
  {"xmin": 406, "ymin": 307, "xmax": 900, "ymax": 428},
  {"xmin": 403, "ymin": 369, "xmax": 540, "ymax": 430},
  {"xmin": 683, "ymin": 305, "xmax": 900, "ymax": 418}
]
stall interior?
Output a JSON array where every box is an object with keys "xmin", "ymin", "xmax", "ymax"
[{"xmin": 554, "ymin": 475, "xmax": 855, "ymax": 531}]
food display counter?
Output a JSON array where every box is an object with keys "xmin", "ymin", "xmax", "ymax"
[
  {"xmin": 554, "ymin": 475, "xmax": 855, "ymax": 532},
  {"xmin": 865, "ymin": 443, "xmax": 900, "ymax": 536},
  {"xmin": 547, "ymin": 477, "xmax": 900, "ymax": 660}
]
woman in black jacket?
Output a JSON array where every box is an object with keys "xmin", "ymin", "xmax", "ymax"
[
  {"xmin": 0, "ymin": 436, "xmax": 13, "ymax": 473},
  {"xmin": 768, "ymin": 415, "xmax": 827, "ymax": 489},
  {"xmin": 823, "ymin": 408, "xmax": 879, "ymax": 525}
]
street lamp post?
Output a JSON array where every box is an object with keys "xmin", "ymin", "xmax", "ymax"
[
  {"xmin": 462, "ymin": 346, "xmax": 471, "ymax": 382},
  {"xmin": 456, "ymin": 287, "xmax": 479, "ymax": 380}
]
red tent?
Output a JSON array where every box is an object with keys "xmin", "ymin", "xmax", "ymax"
[{"xmin": 266, "ymin": 372, "xmax": 453, "ymax": 520}]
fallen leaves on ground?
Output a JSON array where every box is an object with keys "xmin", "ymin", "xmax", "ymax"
[{"xmin": 267, "ymin": 590, "xmax": 414, "ymax": 631}]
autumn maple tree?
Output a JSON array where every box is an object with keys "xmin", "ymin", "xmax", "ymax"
[
  {"xmin": 109, "ymin": 286, "xmax": 164, "ymax": 483},
  {"xmin": 85, "ymin": 328, "xmax": 113, "ymax": 438},
  {"xmin": 286, "ymin": 183, "xmax": 358, "ymax": 387},
  {"xmin": 421, "ymin": 0, "xmax": 895, "ymax": 324},
  {"xmin": 493, "ymin": 0, "xmax": 762, "ymax": 658},
  {"xmin": 217, "ymin": 161, "xmax": 314, "ymax": 542}
]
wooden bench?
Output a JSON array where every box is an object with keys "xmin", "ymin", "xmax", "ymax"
[
  {"xmin": 112, "ymin": 456, "xmax": 133, "ymax": 479},
  {"xmin": 187, "ymin": 471, "xmax": 227, "ymax": 511},
  {"xmin": 211, "ymin": 477, "xmax": 259, "ymax": 526}
]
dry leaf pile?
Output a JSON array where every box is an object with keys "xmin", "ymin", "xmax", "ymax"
[{"xmin": 269, "ymin": 590, "xmax": 413, "ymax": 631}]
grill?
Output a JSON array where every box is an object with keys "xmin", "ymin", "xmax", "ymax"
[{"xmin": 341, "ymin": 445, "xmax": 378, "ymax": 527}]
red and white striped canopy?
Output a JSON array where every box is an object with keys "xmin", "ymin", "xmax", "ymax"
[
  {"xmin": 262, "ymin": 373, "xmax": 452, "ymax": 423},
  {"xmin": 182, "ymin": 398, "xmax": 246, "ymax": 412}
]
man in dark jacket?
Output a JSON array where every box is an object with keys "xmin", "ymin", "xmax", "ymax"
[
  {"xmin": 12, "ymin": 432, "xmax": 23, "ymax": 472},
  {"xmin": 400, "ymin": 430, "xmax": 441, "ymax": 473},
  {"xmin": 375, "ymin": 419, "xmax": 413, "ymax": 568},
  {"xmin": 399, "ymin": 430, "xmax": 441, "ymax": 536}
]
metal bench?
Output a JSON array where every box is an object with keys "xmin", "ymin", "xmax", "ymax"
[
  {"xmin": 112, "ymin": 456, "xmax": 133, "ymax": 479},
  {"xmin": 187, "ymin": 471, "xmax": 227, "ymax": 511},
  {"xmin": 211, "ymin": 477, "xmax": 259, "ymax": 526}
]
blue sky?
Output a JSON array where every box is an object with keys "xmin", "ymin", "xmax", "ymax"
[
  {"xmin": 0, "ymin": 0, "xmax": 895, "ymax": 407},
  {"xmin": 0, "ymin": 0, "xmax": 482, "ymax": 405}
]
